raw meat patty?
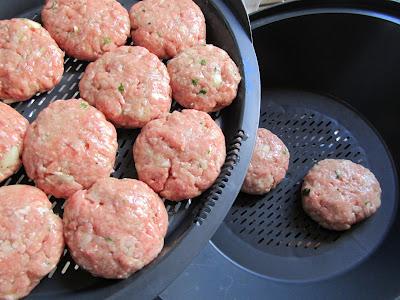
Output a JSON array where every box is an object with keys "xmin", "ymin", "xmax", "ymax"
[
  {"xmin": 0, "ymin": 185, "xmax": 64, "ymax": 300},
  {"xmin": 242, "ymin": 128, "xmax": 289, "ymax": 195},
  {"xmin": 79, "ymin": 46, "xmax": 171, "ymax": 128},
  {"xmin": 133, "ymin": 109, "xmax": 226, "ymax": 201},
  {"xmin": 168, "ymin": 44, "xmax": 241, "ymax": 112},
  {"xmin": 302, "ymin": 159, "xmax": 382, "ymax": 231},
  {"xmin": 22, "ymin": 99, "xmax": 117, "ymax": 199},
  {"xmin": 130, "ymin": 0, "xmax": 206, "ymax": 59},
  {"xmin": 0, "ymin": 102, "xmax": 29, "ymax": 182},
  {"xmin": 63, "ymin": 178, "xmax": 168, "ymax": 279},
  {"xmin": 0, "ymin": 18, "xmax": 64, "ymax": 102},
  {"xmin": 42, "ymin": 0, "xmax": 130, "ymax": 61}
]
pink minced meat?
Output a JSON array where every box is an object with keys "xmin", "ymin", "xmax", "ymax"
[
  {"xmin": 168, "ymin": 44, "xmax": 241, "ymax": 112},
  {"xmin": 22, "ymin": 99, "xmax": 117, "ymax": 199},
  {"xmin": 79, "ymin": 46, "xmax": 171, "ymax": 128},
  {"xmin": 0, "ymin": 18, "xmax": 64, "ymax": 102},
  {"xmin": 242, "ymin": 128, "xmax": 290, "ymax": 195},
  {"xmin": 42, "ymin": 0, "xmax": 130, "ymax": 61},
  {"xmin": 133, "ymin": 109, "xmax": 226, "ymax": 201},
  {"xmin": 0, "ymin": 185, "xmax": 64, "ymax": 300},
  {"xmin": 302, "ymin": 159, "xmax": 382, "ymax": 231},
  {"xmin": 130, "ymin": 0, "xmax": 206, "ymax": 59},
  {"xmin": 0, "ymin": 102, "xmax": 29, "ymax": 183},
  {"xmin": 63, "ymin": 178, "xmax": 168, "ymax": 279}
]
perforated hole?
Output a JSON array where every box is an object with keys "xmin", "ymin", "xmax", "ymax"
[{"xmin": 225, "ymin": 104, "xmax": 369, "ymax": 254}]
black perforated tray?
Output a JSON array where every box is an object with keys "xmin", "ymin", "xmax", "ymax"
[
  {"xmin": 0, "ymin": 1, "xmax": 260, "ymax": 299},
  {"xmin": 214, "ymin": 89, "xmax": 398, "ymax": 281},
  {"xmin": 212, "ymin": 0, "xmax": 400, "ymax": 293}
]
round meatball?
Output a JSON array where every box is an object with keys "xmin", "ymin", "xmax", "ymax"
[
  {"xmin": 79, "ymin": 46, "xmax": 171, "ymax": 128},
  {"xmin": 0, "ymin": 18, "xmax": 64, "ymax": 102},
  {"xmin": 0, "ymin": 185, "xmax": 64, "ymax": 300},
  {"xmin": 302, "ymin": 159, "xmax": 382, "ymax": 231},
  {"xmin": 0, "ymin": 102, "xmax": 29, "ymax": 182},
  {"xmin": 42, "ymin": 0, "xmax": 130, "ymax": 61},
  {"xmin": 168, "ymin": 44, "xmax": 241, "ymax": 112},
  {"xmin": 130, "ymin": 0, "xmax": 206, "ymax": 59},
  {"xmin": 242, "ymin": 128, "xmax": 290, "ymax": 195},
  {"xmin": 134, "ymin": 109, "xmax": 226, "ymax": 201},
  {"xmin": 63, "ymin": 178, "xmax": 168, "ymax": 279},
  {"xmin": 22, "ymin": 99, "xmax": 117, "ymax": 199}
]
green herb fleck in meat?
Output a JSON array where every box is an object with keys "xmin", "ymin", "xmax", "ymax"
[
  {"xmin": 156, "ymin": 32, "xmax": 162, "ymax": 37},
  {"xmin": 365, "ymin": 201, "xmax": 371, "ymax": 206},
  {"xmin": 198, "ymin": 89, "xmax": 207, "ymax": 95},
  {"xmin": 335, "ymin": 170, "xmax": 341, "ymax": 179},
  {"xmin": 118, "ymin": 83, "xmax": 125, "ymax": 93},
  {"xmin": 302, "ymin": 188, "xmax": 311, "ymax": 196},
  {"xmin": 80, "ymin": 101, "xmax": 89, "ymax": 110},
  {"xmin": 207, "ymin": 149, "xmax": 211, "ymax": 155},
  {"xmin": 103, "ymin": 37, "xmax": 112, "ymax": 45},
  {"xmin": 200, "ymin": 59, "xmax": 207, "ymax": 66},
  {"xmin": 104, "ymin": 237, "xmax": 113, "ymax": 242},
  {"xmin": 282, "ymin": 149, "xmax": 288, "ymax": 155},
  {"xmin": 191, "ymin": 79, "xmax": 199, "ymax": 86}
]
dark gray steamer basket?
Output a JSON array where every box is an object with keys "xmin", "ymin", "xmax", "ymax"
[
  {"xmin": 0, "ymin": 1, "xmax": 260, "ymax": 299},
  {"xmin": 213, "ymin": 0, "xmax": 399, "ymax": 284}
]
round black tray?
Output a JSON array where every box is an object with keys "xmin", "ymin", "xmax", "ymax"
[
  {"xmin": 213, "ymin": 0, "xmax": 399, "ymax": 286},
  {"xmin": 0, "ymin": 1, "xmax": 260, "ymax": 299}
]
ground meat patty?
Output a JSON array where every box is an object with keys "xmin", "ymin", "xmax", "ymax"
[
  {"xmin": 22, "ymin": 99, "xmax": 117, "ymax": 199},
  {"xmin": 63, "ymin": 178, "xmax": 168, "ymax": 279},
  {"xmin": 0, "ymin": 18, "xmax": 64, "ymax": 102},
  {"xmin": 42, "ymin": 0, "xmax": 130, "ymax": 61},
  {"xmin": 242, "ymin": 128, "xmax": 290, "ymax": 195},
  {"xmin": 302, "ymin": 159, "xmax": 382, "ymax": 231},
  {"xmin": 130, "ymin": 0, "xmax": 206, "ymax": 59},
  {"xmin": 0, "ymin": 185, "xmax": 64, "ymax": 300},
  {"xmin": 79, "ymin": 46, "xmax": 171, "ymax": 128},
  {"xmin": 0, "ymin": 102, "xmax": 29, "ymax": 183},
  {"xmin": 133, "ymin": 109, "xmax": 226, "ymax": 201},
  {"xmin": 168, "ymin": 44, "xmax": 241, "ymax": 112}
]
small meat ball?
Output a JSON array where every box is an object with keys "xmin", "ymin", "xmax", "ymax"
[
  {"xmin": 79, "ymin": 46, "xmax": 171, "ymax": 128},
  {"xmin": 130, "ymin": 0, "xmax": 206, "ymax": 59},
  {"xmin": 63, "ymin": 178, "xmax": 168, "ymax": 279},
  {"xmin": 242, "ymin": 128, "xmax": 290, "ymax": 195},
  {"xmin": 168, "ymin": 44, "xmax": 241, "ymax": 112},
  {"xmin": 302, "ymin": 159, "xmax": 382, "ymax": 231},
  {"xmin": 42, "ymin": 0, "xmax": 130, "ymax": 61},
  {"xmin": 0, "ymin": 18, "xmax": 64, "ymax": 102},
  {"xmin": 133, "ymin": 109, "xmax": 226, "ymax": 201},
  {"xmin": 0, "ymin": 185, "xmax": 64, "ymax": 299},
  {"xmin": 0, "ymin": 102, "xmax": 29, "ymax": 182},
  {"xmin": 22, "ymin": 99, "xmax": 117, "ymax": 199}
]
